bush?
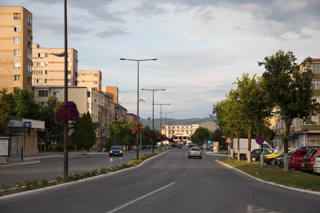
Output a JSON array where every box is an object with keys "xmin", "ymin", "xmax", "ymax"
[
  {"xmin": 68, "ymin": 144, "xmax": 76, "ymax": 150},
  {"xmin": 55, "ymin": 144, "xmax": 63, "ymax": 152}
]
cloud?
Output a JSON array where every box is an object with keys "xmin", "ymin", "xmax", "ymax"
[{"xmin": 95, "ymin": 26, "xmax": 129, "ymax": 38}]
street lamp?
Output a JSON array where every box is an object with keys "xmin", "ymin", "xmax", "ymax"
[
  {"xmin": 141, "ymin": 88, "xmax": 165, "ymax": 154},
  {"xmin": 52, "ymin": 0, "xmax": 68, "ymax": 177},
  {"xmin": 154, "ymin": 103, "xmax": 170, "ymax": 134},
  {"xmin": 120, "ymin": 58, "xmax": 157, "ymax": 159}
]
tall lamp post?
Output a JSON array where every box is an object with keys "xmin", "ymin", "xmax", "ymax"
[
  {"xmin": 52, "ymin": 0, "xmax": 68, "ymax": 177},
  {"xmin": 120, "ymin": 58, "xmax": 157, "ymax": 159},
  {"xmin": 141, "ymin": 88, "xmax": 165, "ymax": 154},
  {"xmin": 154, "ymin": 104, "xmax": 170, "ymax": 134}
]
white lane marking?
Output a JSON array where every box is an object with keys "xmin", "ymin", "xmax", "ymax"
[
  {"xmin": 247, "ymin": 205, "xmax": 281, "ymax": 213},
  {"xmin": 106, "ymin": 182, "xmax": 175, "ymax": 213}
]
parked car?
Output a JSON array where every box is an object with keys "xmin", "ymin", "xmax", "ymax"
[
  {"xmin": 313, "ymin": 155, "xmax": 320, "ymax": 175},
  {"xmin": 188, "ymin": 147, "xmax": 202, "ymax": 159},
  {"xmin": 177, "ymin": 145, "xmax": 182, "ymax": 148},
  {"xmin": 247, "ymin": 149, "xmax": 273, "ymax": 162},
  {"xmin": 141, "ymin": 145, "xmax": 148, "ymax": 149},
  {"xmin": 301, "ymin": 149, "xmax": 320, "ymax": 173},
  {"xmin": 288, "ymin": 148, "xmax": 311, "ymax": 170},
  {"xmin": 109, "ymin": 146, "xmax": 123, "ymax": 157},
  {"xmin": 263, "ymin": 148, "xmax": 293, "ymax": 166},
  {"xmin": 274, "ymin": 148, "xmax": 298, "ymax": 168}
]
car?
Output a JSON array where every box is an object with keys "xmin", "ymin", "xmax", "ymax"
[
  {"xmin": 109, "ymin": 146, "xmax": 123, "ymax": 157},
  {"xmin": 263, "ymin": 148, "xmax": 293, "ymax": 166},
  {"xmin": 274, "ymin": 148, "xmax": 300, "ymax": 168},
  {"xmin": 248, "ymin": 149, "xmax": 273, "ymax": 162},
  {"xmin": 101, "ymin": 148, "xmax": 108, "ymax": 152},
  {"xmin": 313, "ymin": 155, "xmax": 320, "ymax": 175},
  {"xmin": 141, "ymin": 145, "xmax": 148, "ymax": 149},
  {"xmin": 288, "ymin": 148, "xmax": 311, "ymax": 170},
  {"xmin": 177, "ymin": 145, "xmax": 182, "ymax": 148},
  {"xmin": 301, "ymin": 148, "xmax": 320, "ymax": 173},
  {"xmin": 188, "ymin": 147, "xmax": 202, "ymax": 159}
]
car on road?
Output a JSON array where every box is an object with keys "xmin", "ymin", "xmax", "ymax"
[
  {"xmin": 109, "ymin": 146, "xmax": 123, "ymax": 157},
  {"xmin": 301, "ymin": 148, "xmax": 320, "ymax": 173},
  {"xmin": 247, "ymin": 149, "xmax": 273, "ymax": 162},
  {"xmin": 177, "ymin": 145, "xmax": 182, "ymax": 148},
  {"xmin": 188, "ymin": 147, "xmax": 202, "ymax": 159}
]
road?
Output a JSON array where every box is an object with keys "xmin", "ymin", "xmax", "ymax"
[{"xmin": 1, "ymin": 147, "xmax": 320, "ymax": 213}]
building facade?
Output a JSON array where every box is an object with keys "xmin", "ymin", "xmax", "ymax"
[
  {"xmin": 0, "ymin": 6, "xmax": 33, "ymax": 92},
  {"xmin": 162, "ymin": 124, "xmax": 200, "ymax": 144},
  {"xmin": 31, "ymin": 43, "xmax": 78, "ymax": 86},
  {"xmin": 77, "ymin": 70, "xmax": 102, "ymax": 91},
  {"xmin": 33, "ymin": 86, "xmax": 113, "ymax": 150},
  {"xmin": 270, "ymin": 58, "xmax": 320, "ymax": 148}
]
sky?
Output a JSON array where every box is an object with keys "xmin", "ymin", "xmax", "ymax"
[{"xmin": 2, "ymin": 0, "xmax": 320, "ymax": 119}]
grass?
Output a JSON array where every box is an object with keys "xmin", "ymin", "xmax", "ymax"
[{"xmin": 219, "ymin": 158, "xmax": 320, "ymax": 192}]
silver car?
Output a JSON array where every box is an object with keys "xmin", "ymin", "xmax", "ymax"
[{"xmin": 188, "ymin": 147, "xmax": 202, "ymax": 159}]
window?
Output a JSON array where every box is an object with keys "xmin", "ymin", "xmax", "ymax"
[
  {"xmin": 14, "ymin": 37, "xmax": 20, "ymax": 44},
  {"xmin": 38, "ymin": 90, "xmax": 48, "ymax": 97},
  {"xmin": 94, "ymin": 74, "xmax": 98, "ymax": 77},
  {"xmin": 312, "ymin": 64, "xmax": 320, "ymax": 74},
  {"xmin": 14, "ymin": 26, "xmax": 21, "ymax": 32},
  {"xmin": 68, "ymin": 70, "xmax": 71, "ymax": 75},
  {"xmin": 14, "ymin": 62, "xmax": 21, "ymax": 68},
  {"xmin": 44, "ymin": 79, "xmax": 47, "ymax": 83},
  {"xmin": 87, "ymin": 91, "xmax": 91, "ymax": 97},
  {"xmin": 94, "ymin": 81, "xmax": 97, "ymax": 84},
  {"xmin": 53, "ymin": 91, "xmax": 60, "ymax": 98},
  {"xmin": 14, "ymin": 49, "xmax": 21, "ymax": 56},
  {"xmin": 68, "ymin": 79, "xmax": 71, "ymax": 83},
  {"xmin": 28, "ymin": 17, "xmax": 32, "ymax": 25},
  {"xmin": 45, "ymin": 62, "xmax": 48, "ymax": 66},
  {"xmin": 14, "ymin": 13, "xmax": 21, "ymax": 20},
  {"xmin": 87, "ymin": 103, "xmax": 90, "ymax": 109},
  {"xmin": 45, "ymin": 53, "xmax": 48, "ymax": 58},
  {"xmin": 28, "ymin": 65, "xmax": 32, "ymax": 72},
  {"xmin": 14, "ymin": 75, "xmax": 20, "ymax": 81}
]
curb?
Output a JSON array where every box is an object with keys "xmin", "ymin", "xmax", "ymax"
[
  {"xmin": 0, "ymin": 149, "xmax": 171, "ymax": 201},
  {"xmin": 216, "ymin": 159, "xmax": 320, "ymax": 196}
]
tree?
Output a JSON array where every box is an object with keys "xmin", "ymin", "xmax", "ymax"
[
  {"xmin": 12, "ymin": 88, "xmax": 40, "ymax": 119},
  {"xmin": 260, "ymin": 50, "xmax": 320, "ymax": 172},
  {"xmin": 191, "ymin": 127, "xmax": 210, "ymax": 147},
  {"xmin": 0, "ymin": 92, "xmax": 11, "ymax": 135},
  {"xmin": 73, "ymin": 112, "xmax": 96, "ymax": 151},
  {"xmin": 235, "ymin": 73, "xmax": 272, "ymax": 163}
]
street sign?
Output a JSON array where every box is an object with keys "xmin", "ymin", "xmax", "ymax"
[
  {"xmin": 226, "ymin": 137, "xmax": 232, "ymax": 143},
  {"xmin": 255, "ymin": 135, "xmax": 264, "ymax": 145}
]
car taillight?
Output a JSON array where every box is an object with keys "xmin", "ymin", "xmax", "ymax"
[
  {"xmin": 189, "ymin": 151, "xmax": 191, "ymax": 154},
  {"xmin": 200, "ymin": 151, "xmax": 202, "ymax": 154}
]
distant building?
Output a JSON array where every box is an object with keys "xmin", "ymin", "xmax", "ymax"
[
  {"xmin": 0, "ymin": 6, "xmax": 33, "ymax": 92},
  {"xmin": 31, "ymin": 43, "xmax": 78, "ymax": 86},
  {"xmin": 162, "ymin": 124, "xmax": 200, "ymax": 144},
  {"xmin": 127, "ymin": 113, "xmax": 137, "ymax": 123},
  {"xmin": 77, "ymin": 70, "xmax": 102, "ymax": 91}
]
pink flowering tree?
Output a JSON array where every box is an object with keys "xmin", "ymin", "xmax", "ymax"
[{"xmin": 131, "ymin": 123, "xmax": 144, "ymax": 135}]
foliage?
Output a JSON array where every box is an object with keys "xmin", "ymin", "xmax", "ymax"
[
  {"xmin": 109, "ymin": 118, "xmax": 135, "ymax": 146},
  {"xmin": 54, "ymin": 101, "xmax": 79, "ymax": 123},
  {"xmin": 73, "ymin": 112, "xmax": 96, "ymax": 151},
  {"xmin": 191, "ymin": 127, "xmax": 210, "ymax": 147},
  {"xmin": 105, "ymin": 136, "xmax": 114, "ymax": 151},
  {"xmin": 260, "ymin": 50, "xmax": 320, "ymax": 171},
  {"xmin": 0, "ymin": 90, "xmax": 11, "ymax": 135},
  {"xmin": 11, "ymin": 88, "xmax": 40, "ymax": 119}
]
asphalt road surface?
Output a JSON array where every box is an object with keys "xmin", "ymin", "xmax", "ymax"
[{"xmin": 1, "ymin": 147, "xmax": 320, "ymax": 213}]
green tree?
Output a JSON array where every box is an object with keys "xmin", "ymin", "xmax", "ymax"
[
  {"xmin": 191, "ymin": 127, "xmax": 210, "ymax": 148},
  {"xmin": 73, "ymin": 112, "xmax": 96, "ymax": 151},
  {"xmin": 0, "ymin": 93, "xmax": 11, "ymax": 135},
  {"xmin": 12, "ymin": 88, "xmax": 40, "ymax": 119},
  {"xmin": 260, "ymin": 50, "xmax": 320, "ymax": 172}
]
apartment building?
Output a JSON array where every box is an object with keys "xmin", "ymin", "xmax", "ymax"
[
  {"xmin": 162, "ymin": 124, "xmax": 200, "ymax": 144},
  {"xmin": 270, "ymin": 58, "xmax": 320, "ymax": 148},
  {"xmin": 0, "ymin": 6, "xmax": 33, "ymax": 92},
  {"xmin": 77, "ymin": 70, "xmax": 102, "ymax": 91},
  {"xmin": 127, "ymin": 113, "xmax": 137, "ymax": 123},
  {"xmin": 33, "ymin": 86, "xmax": 113, "ymax": 150},
  {"xmin": 32, "ymin": 43, "xmax": 78, "ymax": 86}
]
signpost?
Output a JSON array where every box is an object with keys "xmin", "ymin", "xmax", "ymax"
[
  {"xmin": 226, "ymin": 137, "xmax": 232, "ymax": 160},
  {"xmin": 256, "ymin": 135, "xmax": 265, "ymax": 168}
]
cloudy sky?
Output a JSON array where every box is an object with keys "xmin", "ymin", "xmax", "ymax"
[{"xmin": 3, "ymin": 0, "xmax": 320, "ymax": 119}]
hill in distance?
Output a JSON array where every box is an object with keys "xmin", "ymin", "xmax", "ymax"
[{"xmin": 140, "ymin": 117, "xmax": 217, "ymax": 132}]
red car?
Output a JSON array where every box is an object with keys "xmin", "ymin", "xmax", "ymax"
[
  {"xmin": 289, "ymin": 149, "xmax": 311, "ymax": 170},
  {"xmin": 301, "ymin": 149, "xmax": 320, "ymax": 173}
]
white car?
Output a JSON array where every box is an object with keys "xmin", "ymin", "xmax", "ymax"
[
  {"xmin": 188, "ymin": 147, "xmax": 202, "ymax": 159},
  {"xmin": 313, "ymin": 156, "xmax": 320, "ymax": 174}
]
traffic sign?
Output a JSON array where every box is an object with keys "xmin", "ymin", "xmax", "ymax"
[
  {"xmin": 255, "ymin": 135, "xmax": 264, "ymax": 145},
  {"xmin": 226, "ymin": 137, "xmax": 232, "ymax": 143}
]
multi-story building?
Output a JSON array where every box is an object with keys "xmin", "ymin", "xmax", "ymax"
[
  {"xmin": 104, "ymin": 86, "xmax": 119, "ymax": 104},
  {"xmin": 103, "ymin": 86, "xmax": 128, "ymax": 120},
  {"xmin": 127, "ymin": 113, "xmax": 138, "ymax": 123},
  {"xmin": 162, "ymin": 124, "xmax": 200, "ymax": 144},
  {"xmin": 33, "ymin": 86, "xmax": 113, "ymax": 150},
  {"xmin": 31, "ymin": 43, "xmax": 78, "ymax": 86},
  {"xmin": 270, "ymin": 58, "xmax": 320, "ymax": 148},
  {"xmin": 0, "ymin": 6, "xmax": 33, "ymax": 92},
  {"xmin": 77, "ymin": 70, "xmax": 102, "ymax": 91}
]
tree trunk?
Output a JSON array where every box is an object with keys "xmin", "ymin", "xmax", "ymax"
[
  {"xmin": 283, "ymin": 119, "xmax": 292, "ymax": 172},
  {"xmin": 237, "ymin": 133, "xmax": 240, "ymax": 161},
  {"xmin": 247, "ymin": 125, "xmax": 252, "ymax": 163}
]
